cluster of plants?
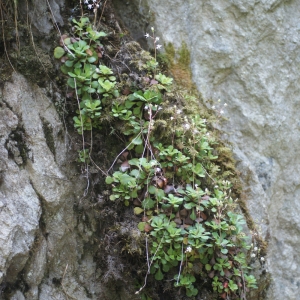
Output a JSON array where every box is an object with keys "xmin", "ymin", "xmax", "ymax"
[
  {"xmin": 54, "ymin": 17, "xmax": 118, "ymax": 133},
  {"xmin": 55, "ymin": 16, "xmax": 256, "ymax": 299}
]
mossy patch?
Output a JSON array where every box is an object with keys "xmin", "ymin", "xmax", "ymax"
[
  {"xmin": 10, "ymin": 45, "xmax": 54, "ymax": 85},
  {"xmin": 164, "ymin": 42, "xmax": 193, "ymax": 89}
]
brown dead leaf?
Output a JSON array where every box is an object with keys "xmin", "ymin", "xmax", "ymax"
[
  {"xmin": 208, "ymin": 270, "xmax": 215, "ymax": 278},
  {"xmin": 200, "ymin": 211, "xmax": 207, "ymax": 220},
  {"xmin": 60, "ymin": 56, "xmax": 68, "ymax": 63},
  {"xmin": 144, "ymin": 223, "xmax": 153, "ymax": 232},
  {"xmin": 133, "ymin": 199, "xmax": 142, "ymax": 207},
  {"xmin": 180, "ymin": 208, "xmax": 188, "ymax": 218},
  {"xmin": 122, "ymin": 87, "xmax": 131, "ymax": 95},
  {"xmin": 142, "ymin": 216, "xmax": 149, "ymax": 222},
  {"xmin": 86, "ymin": 49, "xmax": 93, "ymax": 56}
]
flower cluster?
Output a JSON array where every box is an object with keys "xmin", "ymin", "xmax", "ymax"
[
  {"xmin": 185, "ymin": 246, "xmax": 192, "ymax": 253},
  {"xmin": 250, "ymin": 243, "xmax": 265, "ymax": 262},
  {"xmin": 211, "ymin": 99, "xmax": 228, "ymax": 116},
  {"xmin": 83, "ymin": 0, "xmax": 100, "ymax": 10},
  {"xmin": 145, "ymin": 27, "xmax": 162, "ymax": 50}
]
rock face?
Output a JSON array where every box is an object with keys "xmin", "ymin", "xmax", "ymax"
[
  {"xmin": 0, "ymin": 71, "xmax": 139, "ymax": 299},
  {"xmin": 0, "ymin": 73, "xmax": 85, "ymax": 299},
  {"xmin": 1, "ymin": 0, "xmax": 299, "ymax": 299},
  {"xmin": 112, "ymin": 0, "xmax": 300, "ymax": 299}
]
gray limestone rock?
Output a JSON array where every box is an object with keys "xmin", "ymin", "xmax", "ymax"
[{"xmin": 0, "ymin": 73, "xmax": 91, "ymax": 299}]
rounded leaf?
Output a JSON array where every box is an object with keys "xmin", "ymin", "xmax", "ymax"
[{"xmin": 54, "ymin": 47, "xmax": 65, "ymax": 59}]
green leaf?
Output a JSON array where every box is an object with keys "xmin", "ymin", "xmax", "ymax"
[
  {"xmin": 135, "ymin": 144, "xmax": 144, "ymax": 154},
  {"xmin": 63, "ymin": 37, "xmax": 71, "ymax": 45},
  {"xmin": 142, "ymin": 198, "xmax": 155, "ymax": 209},
  {"xmin": 155, "ymin": 73, "xmax": 173, "ymax": 85},
  {"xmin": 99, "ymin": 65, "xmax": 113, "ymax": 75},
  {"xmin": 105, "ymin": 176, "xmax": 114, "ymax": 184},
  {"xmin": 190, "ymin": 209, "xmax": 196, "ymax": 220},
  {"xmin": 134, "ymin": 207, "xmax": 144, "ymax": 215},
  {"xmin": 109, "ymin": 194, "xmax": 119, "ymax": 201},
  {"xmin": 148, "ymin": 185, "xmax": 157, "ymax": 194},
  {"xmin": 138, "ymin": 222, "xmax": 146, "ymax": 231},
  {"xmin": 119, "ymin": 174, "xmax": 135, "ymax": 185},
  {"xmin": 60, "ymin": 64, "xmax": 72, "ymax": 75},
  {"xmin": 221, "ymin": 248, "xmax": 228, "ymax": 254},
  {"xmin": 54, "ymin": 47, "xmax": 65, "ymax": 59},
  {"xmin": 67, "ymin": 78, "xmax": 76, "ymax": 88},
  {"xmin": 99, "ymin": 79, "xmax": 115, "ymax": 92},
  {"xmin": 65, "ymin": 60, "xmax": 74, "ymax": 67},
  {"xmin": 87, "ymin": 56, "xmax": 97, "ymax": 63},
  {"xmin": 184, "ymin": 202, "xmax": 195, "ymax": 210},
  {"xmin": 155, "ymin": 268, "xmax": 164, "ymax": 280},
  {"xmin": 132, "ymin": 136, "xmax": 143, "ymax": 145}
]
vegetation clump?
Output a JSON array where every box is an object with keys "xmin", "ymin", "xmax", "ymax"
[{"xmin": 54, "ymin": 14, "xmax": 257, "ymax": 300}]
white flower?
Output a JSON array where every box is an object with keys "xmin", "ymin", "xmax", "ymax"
[
  {"xmin": 170, "ymin": 117, "xmax": 174, "ymax": 120},
  {"xmin": 260, "ymin": 257, "xmax": 265, "ymax": 261},
  {"xmin": 151, "ymin": 27, "xmax": 154, "ymax": 32},
  {"xmin": 203, "ymin": 119, "xmax": 207, "ymax": 123},
  {"xmin": 88, "ymin": 4, "xmax": 92, "ymax": 9},
  {"xmin": 253, "ymin": 247, "xmax": 258, "ymax": 251},
  {"xmin": 220, "ymin": 110, "xmax": 224, "ymax": 114},
  {"xmin": 96, "ymin": 4, "xmax": 99, "ymax": 7},
  {"xmin": 184, "ymin": 123, "xmax": 190, "ymax": 130},
  {"xmin": 156, "ymin": 44, "xmax": 162, "ymax": 50},
  {"xmin": 145, "ymin": 33, "xmax": 150, "ymax": 38},
  {"xmin": 84, "ymin": 0, "xmax": 88, "ymax": 3},
  {"xmin": 176, "ymin": 109, "xmax": 182, "ymax": 114},
  {"xmin": 92, "ymin": 0, "xmax": 96, "ymax": 2},
  {"xmin": 155, "ymin": 37, "xmax": 160, "ymax": 42},
  {"xmin": 218, "ymin": 99, "xmax": 221, "ymax": 102},
  {"xmin": 251, "ymin": 253, "xmax": 256, "ymax": 258},
  {"xmin": 144, "ymin": 105, "xmax": 149, "ymax": 110},
  {"xmin": 185, "ymin": 246, "xmax": 192, "ymax": 253},
  {"xmin": 224, "ymin": 103, "xmax": 227, "ymax": 107},
  {"xmin": 212, "ymin": 105, "xmax": 216, "ymax": 109},
  {"xmin": 206, "ymin": 132, "xmax": 210, "ymax": 136},
  {"xmin": 157, "ymin": 106, "xmax": 162, "ymax": 111}
]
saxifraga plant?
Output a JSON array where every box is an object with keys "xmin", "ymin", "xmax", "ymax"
[{"xmin": 54, "ymin": 12, "xmax": 257, "ymax": 299}]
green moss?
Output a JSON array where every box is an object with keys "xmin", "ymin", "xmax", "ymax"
[
  {"xmin": 164, "ymin": 42, "xmax": 193, "ymax": 89},
  {"xmin": 10, "ymin": 45, "xmax": 54, "ymax": 85}
]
